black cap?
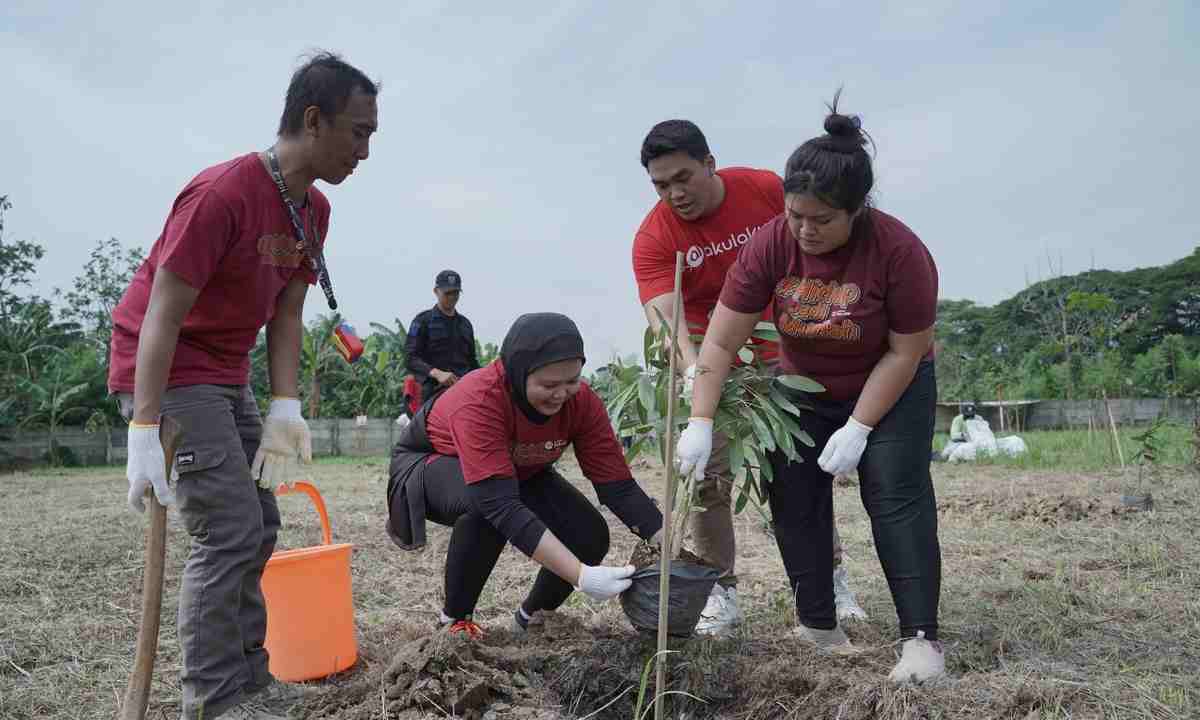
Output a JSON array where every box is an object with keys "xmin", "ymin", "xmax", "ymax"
[{"xmin": 435, "ymin": 270, "xmax": 462, "ymax": 290}]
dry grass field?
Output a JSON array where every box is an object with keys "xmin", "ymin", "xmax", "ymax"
[{"xmin": 2, "ymin": 447, "xmax": 1198, "ymax": 719}]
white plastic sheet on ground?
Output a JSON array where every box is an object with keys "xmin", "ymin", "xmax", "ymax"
[{"xmin": 943, "ymin": 417, "xmax": 1027, "ymax": 463}]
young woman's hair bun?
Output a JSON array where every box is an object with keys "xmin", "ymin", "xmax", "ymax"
[
  {"xmin": 781, "ymin": 88, "xmax": 875, "ymax": 213},
  {"xmin": 824, "ymin": 112, "xmax": 863, "ymax": 139}
]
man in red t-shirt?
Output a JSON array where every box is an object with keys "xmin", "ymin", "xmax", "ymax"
[
  {"xmin": 632, "ymin": 120, "xmax": 865, "ymax": 636},
  {"xmin": 108, "ymin": 53, "xmax": 378, "ymax": 720}
]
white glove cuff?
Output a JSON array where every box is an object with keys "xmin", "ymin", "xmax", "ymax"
[
  {"xmin": 574, "ymin": 563, "xmax": 593, "ymax": 590},
  {"xmin": 688, "ymin": 416, "xmax": 713, "ymax": 425},
  {"xmin": 847, "ymin": 416, "xmax": 873, "ymax": 434},
  {"xmin": 128, "ymin": 424, "xmax": 161, "ymax": 450},
  {"xmin": 268, "ymin": 397, "xmax": 303, "ymax": 420}
]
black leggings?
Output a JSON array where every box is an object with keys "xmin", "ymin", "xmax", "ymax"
[
  {"xmin": 411, "ymin": 456, "xmax": 610, "ymax": 620},
  {"xmin": 767, "ymin": 360, "xmax": 941, "ymax": 640}
]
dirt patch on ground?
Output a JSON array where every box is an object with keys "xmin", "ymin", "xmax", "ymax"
[
  {"xmin": 376, "ymin": 632, "xmax": 543, "ymax": 718},
  {"xmin": 296, "ymin": 618, "xmax": 1105, "ymax": 720},
  {"xmin": 938, "ymin": 492, "xmax": 1141, "ymax": 522}
]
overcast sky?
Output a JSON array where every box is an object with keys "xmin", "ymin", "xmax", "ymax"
[{"xmin": 3, "ymin": 1, "xmax": 1197, "ymax": 368}]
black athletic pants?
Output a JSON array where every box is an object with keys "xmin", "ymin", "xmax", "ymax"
[
  {"xmin": 408, "ymin": 455, "xmax": 610, "ymax": 620},
  {"xmin": 767, "ymin": 360, "xmax": 941, "ymax": 640}
]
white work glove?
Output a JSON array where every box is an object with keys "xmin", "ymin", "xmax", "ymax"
[
  {"xmin": 126, "ymin": 424, "xmax": 175, "ymax": 512},
  {"xmin": 817, "ymin": 416, "xmax": 873, "ymax": 476},
  {"xmin": 251, "ymin": 398, "xmax": 312, "ymax": 488},
  {"xmin": 577, "ymin": 563, "xmax": 636, "ymax": 600},
  {"xmin": 675, "ymin": 417, "xmax": 713, "ymax": 484}
]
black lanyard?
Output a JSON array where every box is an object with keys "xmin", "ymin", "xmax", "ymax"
[{"xmin": 265, "ymin": 146, "xmax": 338, "ymax": 310}]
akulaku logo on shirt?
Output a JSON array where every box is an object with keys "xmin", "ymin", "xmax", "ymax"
[
  {"xmin": 257, "ymin": 233, "xmax": 304, "ymax": 268},
  {"xmin": 684, "ymin": 224, "xmax": 764, "ymax": 269},
  {"xmin": 511, "ymin": 438, "xmax": 569, "ymax": 466}
]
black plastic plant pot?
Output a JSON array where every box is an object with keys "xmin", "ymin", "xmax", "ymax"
[{"xmin": 620, "ymin": 559, "xmax": 720, "ymax": 638}]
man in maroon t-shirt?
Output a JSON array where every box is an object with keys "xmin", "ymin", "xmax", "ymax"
[
  {"xmin": 632, "ymin": 120, "xmax": 866, "ymax": 637},
  {"xmin": 109, "ymin": 53, "xmax": 378, "ymax": 720}
]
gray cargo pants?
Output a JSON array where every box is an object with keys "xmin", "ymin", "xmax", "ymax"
[
  {"xmin": 691, "ymin": 371, "xmax": 845, "ymax": 588},
  {"xmin": 119, "ymin": 385, "xmax": 279, "ymax": 720}
]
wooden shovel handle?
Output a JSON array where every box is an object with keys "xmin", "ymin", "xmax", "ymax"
[{"xmin": 120, "ymin": 414, "xmax": 184, "ymax": 720}]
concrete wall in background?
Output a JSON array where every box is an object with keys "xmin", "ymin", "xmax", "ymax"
[
  {"xmin": 935, "ymin": 398, "xmax": 1199, "ymax": 433},
  {"xmin": 0, "ymin": 418, "xmax": 403, "ymax": 469},
  {"xmin": 4, "ymin": 401, "xmax": 1198, "ymax": 468}
]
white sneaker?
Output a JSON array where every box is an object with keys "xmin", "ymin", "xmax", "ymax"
[
  {"xmin": 693, "ymin": 585, "xmax": 742, "ymax": 637},
  {"xmin": 833, "ymin": 566, "xmax": 868, "ymax": 621},
  {"xmin": 888, "ymin": 631, "xmax": 946, "ymax": 683},
  {"xmin": 791, "ymin": 622, "xmax": 861, "ymax": 655}
]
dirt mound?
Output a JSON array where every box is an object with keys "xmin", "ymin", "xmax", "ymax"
[
  {"xmin": 542, "ymin": 631, "xmax": 1092, "ymax": 720},
  {"xmin": 252, "ymin": 615, "xmax": 1103, "ymax": 720},
  {"xmin": 377, "ymin": 632, "xmax": 545, "ymax": 718},
  {"xmin": 358, "ymin": 613, "xmax": 745, "ymax": 720},
  {"xmin": 541, "ymin": 628, "xmax": 889, "ymax": 719},
  {"xmin": 939, "ymin": 493, "xmax": 1137, "ymax": 523}
]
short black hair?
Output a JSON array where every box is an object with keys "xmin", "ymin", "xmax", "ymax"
[
  {"xmin": 782, "ymin": 89, "xmax": 875, "ymax": 214},
  {"xmin": 640, "ymin": 119, "xmax": 711, "ymax": 169},
  {"xmin": 278, "ymin": 51, "xmax": 379, "ymax": 137}
]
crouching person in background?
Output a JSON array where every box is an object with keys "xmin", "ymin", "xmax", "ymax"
[{"xmin": 385, "ymin": 313, "xmax": 663, "ymax": 637}]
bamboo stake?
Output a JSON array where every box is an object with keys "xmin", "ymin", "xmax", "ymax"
[
  {"xmin": 1102, "ymin": 389, "xmax": 1126, "ymax": 469},
  {"xmin": 121, "ymin": 416, "xmax": 185, "ymax": 720},
  {"xmin": 654, "ymin": 251, "xmax": 684, "ymax": 720}
]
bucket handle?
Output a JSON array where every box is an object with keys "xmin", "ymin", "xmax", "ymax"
[{"xmin": 274, "ymin": 481, "xmax": 333, "ymax": 546}]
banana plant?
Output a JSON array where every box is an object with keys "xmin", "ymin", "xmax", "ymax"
[
  {"xmin": 300, "ymin": 312, "xmax": 345, "ymax": 418},
  {"xmin": 12, "ymin": 344, "xmax": 94, "ymax": 464}
]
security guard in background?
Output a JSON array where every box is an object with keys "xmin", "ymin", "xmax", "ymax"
[{"xmin": 406, "ymin": 270, "xmax": 480, "ymax": 404}]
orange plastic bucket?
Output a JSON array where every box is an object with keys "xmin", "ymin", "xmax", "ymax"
[{"xmin": 261, "ymin": 481, "xmax": 357, "ymax": 681}]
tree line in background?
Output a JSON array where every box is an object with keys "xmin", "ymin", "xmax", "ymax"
[
  {"xmin": 0, "ymin": 196, "xmax": 501, "ymax": 438},
  {"xmin": 1, "ymin": 193, "xmax": 1197, "ymax": 438},
  {"xmin": 933, "ymin": 248, "xmax": 1200, "ymax": 404}
]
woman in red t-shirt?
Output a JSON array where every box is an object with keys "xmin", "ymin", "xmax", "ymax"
[
  {"xmin": 385, "ymin": 313, "xmax": 663, "ymax": 638},
  {"xmin": 676, "ymin": 98, "xmax": 945, "ymax": 682}
]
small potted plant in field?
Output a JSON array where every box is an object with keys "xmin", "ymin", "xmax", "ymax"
[
  {"xmin": 605, "ymin": 314, "xmax": 821, "ymax": 637},
  {"xmin": 1121, "ymin": 415, "xmax": 1165, "ymax": 511}
]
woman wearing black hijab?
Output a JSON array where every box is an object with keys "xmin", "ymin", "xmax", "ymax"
[{"xmin": 386, "ymin": 313, "xmax": 663, "ymax": 637}]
